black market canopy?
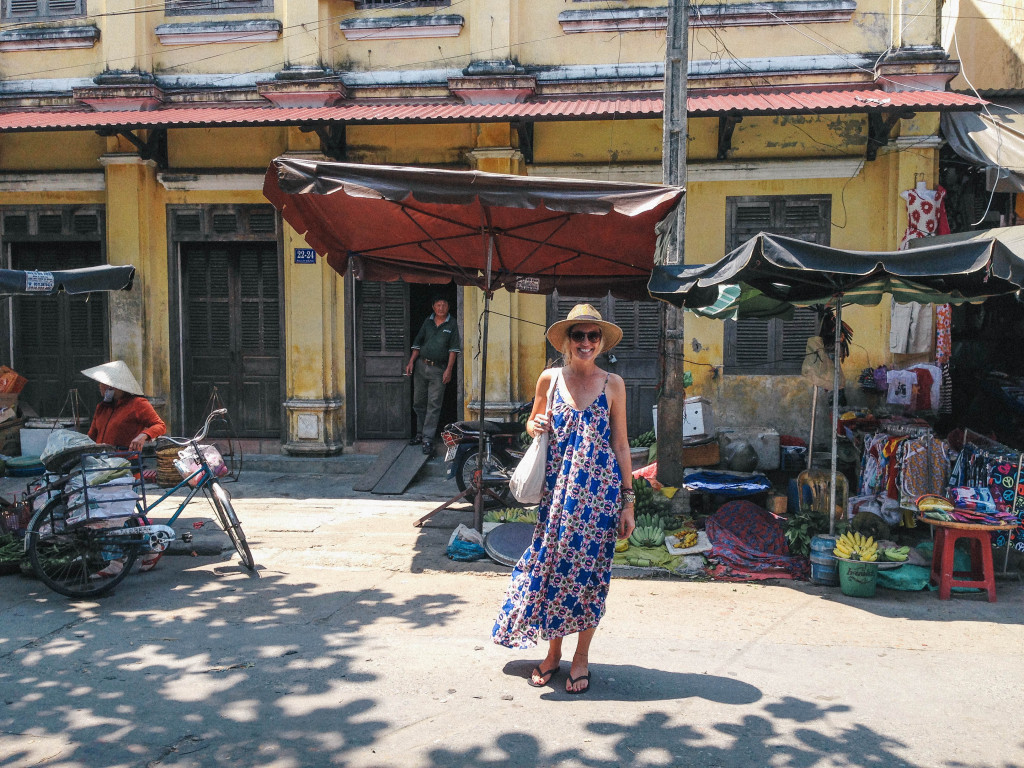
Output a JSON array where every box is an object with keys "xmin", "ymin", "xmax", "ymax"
[
  {"xmin": 647, "ymin": 227, "xmax": 1024, "ymax": 534},
  {"xmin": 0, "ymin": 265, "xmax": 135, "ymax": 297},
  {"xmin": 648, "ymin": 231, "xmax": 1024, "ymax": 315},
  {"xmin": 262, "ymin": 158, "xmax": 684, "ymax": 300}
]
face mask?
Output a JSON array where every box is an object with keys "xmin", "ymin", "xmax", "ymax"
[{"xmin": 102, "ymin": 389, "xmax": 116, "ymax": 403}]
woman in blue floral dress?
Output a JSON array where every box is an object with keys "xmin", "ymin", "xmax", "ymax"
[{"xmin": 493, "ymin": 304, "xmax": 636, "ymax": 694}]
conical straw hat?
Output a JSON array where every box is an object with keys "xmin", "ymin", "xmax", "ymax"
[{"xmin": 81, "ymin": 361, "xmax": 144, "ymax": 396}]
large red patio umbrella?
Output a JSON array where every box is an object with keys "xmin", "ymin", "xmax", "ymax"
[{"xmin": 263, "ymin": 159, "xmax": 684, "ymax": 527}]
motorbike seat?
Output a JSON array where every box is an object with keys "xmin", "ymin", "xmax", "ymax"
[{"xmin": 453, "ymin": 420, "xmax": 502, "ymax": 434}]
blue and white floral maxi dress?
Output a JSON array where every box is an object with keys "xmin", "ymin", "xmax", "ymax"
[{"xmin": 493, "ymin": 374, "xmax": 622, "ymax": 649}]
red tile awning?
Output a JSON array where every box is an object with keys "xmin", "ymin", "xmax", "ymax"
[{"xmin": 0, "ymin": 88, "xmax": 983, "ymax": 132}]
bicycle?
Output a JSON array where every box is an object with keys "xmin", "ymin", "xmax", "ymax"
[{"xmin": 23, "ymin": 408, "xmax": 255, "ymax": 599}]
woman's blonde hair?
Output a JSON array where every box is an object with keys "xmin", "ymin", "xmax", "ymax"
[{"xmin": 560, "ymin": 324, "xmax": 605, "ymax": 364}]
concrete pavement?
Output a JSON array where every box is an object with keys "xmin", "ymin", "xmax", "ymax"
[{"xmin": 1, "ymin": 465, "xmax": 1023, "ymax": 767}]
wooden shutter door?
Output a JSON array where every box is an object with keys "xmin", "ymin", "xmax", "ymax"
[
  {"xmin": 183, "ymin": 243, "xmax": 282, "ymax": 437},
  {"xmin": 355, "ymin": 281, "xmax": 411, "ymax": 438},
  {"xmin": 12, "ymin": 242, "xmax": 106, "ymax": 417}
]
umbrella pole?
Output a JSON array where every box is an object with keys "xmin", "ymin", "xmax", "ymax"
[
  {"xmin": 828, "ymin": 299, "xmax": 843, "ymax": 535},
  {"xmin": 807, "ymin": 386, "xmax": 818, "ymax": 470},
  {"xmin": 474, "ymin": 234, "xmax": 495, "ymax": 532}
]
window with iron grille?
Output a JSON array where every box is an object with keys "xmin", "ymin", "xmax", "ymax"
[
  {"xmin": 723, "ymin": 195, "xmax": 831, "ymax": 375},
  {"xmin": 353, "ymin": 0, "xmax": 449, "ymax": 8},
  {"xmin": 165, "ymin": 0, "xmax": 273, "ymax": 16},
  {"xmin": 2, "ymin": 0, "xmax": 83, "ymax": 20}
]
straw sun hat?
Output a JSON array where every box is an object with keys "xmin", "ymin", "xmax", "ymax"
[
  {"xmin": 81, "ymin": 360, "xmax": 144, "ymax": 396},
  {"xmin": 546, "ymin": 303, "xmax": 624, "ymax": 352}
]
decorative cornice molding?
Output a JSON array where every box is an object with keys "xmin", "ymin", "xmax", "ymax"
[
  {"xmin": 157, "ymin": 172, "xmax": 266, "ymax": 191},
  {"xmin": 888, "ymin": 136, "xmax": 944, "ymax": 151},
  {"xmin": 0, "ymin": 172, "xmax": 105, "ymax": 192},
  {"xmin": 529, "ymin": 157, "xmax": 866, "ymax": 182},
  {"xmin": 155, "ymin": 19, "xmax": 282, "ymax": 46},
  {"xmin": 99, "ymin": 154, "xmax": 157, "ymax": 168},
  {"xmin": 558, "ymin": 2, "xmax": 855, "ymax": 33},
  {"xmin": 0, "ymin": 25, "xmax": 99, "ymax": 51},
  {"xmin": 339, "ymin": 14, "xmax": 463, "ymax": 40}
]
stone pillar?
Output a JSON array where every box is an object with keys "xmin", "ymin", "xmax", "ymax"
[
  {"xmin": 279, "ymin": 0, "xmax": 323, "ymax": 69},
  {"xmin": 99, "ymin": 150, "xmax": 168, "ymax": 415},
  {"xmin": 278, "ymin": 144, "xmax": 346, "ymax": 455},
  {"xmin": 464, "ymin": 138, "xmax": 545, "ymax": 418}
]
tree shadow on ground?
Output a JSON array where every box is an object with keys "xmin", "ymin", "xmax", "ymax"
[{"xmin": 2, "ymin": 548, "xmax": 1019, "ymax": 768}]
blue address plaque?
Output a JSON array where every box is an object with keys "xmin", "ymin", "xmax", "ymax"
[{"xmin": 294, "ymin": 248, "xmax": 317, "ymax": 264}]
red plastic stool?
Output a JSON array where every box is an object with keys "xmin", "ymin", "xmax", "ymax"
[{"xmin": 928, "ymin": 525, "xmax": 997, "ymax": 602}]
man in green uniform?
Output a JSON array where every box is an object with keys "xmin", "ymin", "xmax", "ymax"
[{"xmin": 405, "ymin": 296, "xmax": 461, "ymax": 455}]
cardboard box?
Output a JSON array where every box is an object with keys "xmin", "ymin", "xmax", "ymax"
[{"xmin": 0, "ymin": 366, "xmax": 27, "ymax": 394}]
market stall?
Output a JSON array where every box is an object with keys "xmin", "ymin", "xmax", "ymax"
[
  {"xmin": 263, "ymin": 159, "xmax": 684, "ymax": 530},
  {"xmin": 639, "ymin": 228, "xmax": 1024, "ymax": 594}
]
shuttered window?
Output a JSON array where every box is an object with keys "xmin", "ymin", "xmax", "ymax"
[
  {"xmin": 165, "ymin": 0, "xmax": 272, "ymax": 15},
  {"xmin": 359, "ymin": 282, "xmax": 408, "ymax": 354},
  {"xmin": 3, "ymin": 0, "xmax": 83, "ymax": 19},
  {"xmin": 724, "ymin": 195, "xmax": 831, "ymax": 375}
]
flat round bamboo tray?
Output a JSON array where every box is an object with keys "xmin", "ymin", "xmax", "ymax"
[{"xmin": 916, "ymin": 515, "xmax": 1017, "ymax": 531}]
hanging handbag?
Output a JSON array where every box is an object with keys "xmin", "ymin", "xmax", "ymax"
[{"xmin": 509, "ymin": 369, "xmax": 560, "ymax": 504}]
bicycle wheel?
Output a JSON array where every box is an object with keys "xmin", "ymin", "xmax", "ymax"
[
  {"xmin": 210, "ymin": 481, "xmax": 255, "ymax": 570},
  {"xmin": 26, "ymin": 498, "xmax": 139, "ymax": 599}
]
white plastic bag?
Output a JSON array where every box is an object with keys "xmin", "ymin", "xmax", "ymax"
[
  {"xmin": 447, "ymin": 523, "xmax": 484, "ymax": 549},
  {"xmin": 509, "ymin": 369, "xmax": 560, "ymax": 504}
]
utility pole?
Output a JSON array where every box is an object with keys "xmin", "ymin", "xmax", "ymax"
[{"xmin": 657, "ymin": 0, "xmax": 688, "ymax": 488}]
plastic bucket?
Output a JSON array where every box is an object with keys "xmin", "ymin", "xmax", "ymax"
[
  {"xmin": 809, "ymin": 534, "xmax": 839, "ymax": 586},
  {"xmin": 838, "ymin": 559, "xmax": 879, "ymax": 598}
]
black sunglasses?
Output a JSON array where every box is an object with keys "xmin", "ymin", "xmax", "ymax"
[{"xmin": 569, "ymin": 330, "xmax": 602, "ymax": 343}]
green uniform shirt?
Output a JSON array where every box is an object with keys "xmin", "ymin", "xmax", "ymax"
[{"xmin": 412, "ymin": 313, "xmax": 460, "ymax": 363}]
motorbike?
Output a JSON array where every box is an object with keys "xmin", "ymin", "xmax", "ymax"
[{"xmin": 440, "ymin": 402, "xmax": 532, "ymax": 503}]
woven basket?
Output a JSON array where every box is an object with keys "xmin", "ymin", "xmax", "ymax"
[
  {"xmin": 681, "ymin": 439, "xmax": 720, "ymax": 467},
  {"xmin": 155, "ymin": 445, "xmax": 181, "ymax": 488}
]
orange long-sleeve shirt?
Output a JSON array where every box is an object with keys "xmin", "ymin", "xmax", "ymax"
[{"xmin": 88, "ymin": 396, "xmax": 167, "ymax": 449}]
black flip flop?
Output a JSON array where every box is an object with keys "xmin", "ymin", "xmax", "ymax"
[
  {"xmin": 528, "ymin": 665, "xmax": 560, "ymax": 687},
  {"xmin": 565, "ymin": 672, "xmax": 591, "ymax": 695}
]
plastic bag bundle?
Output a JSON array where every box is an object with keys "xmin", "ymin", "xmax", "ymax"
[{"xmin": 446, "ymin": 523, "xmax": 486, "ymax": 561}]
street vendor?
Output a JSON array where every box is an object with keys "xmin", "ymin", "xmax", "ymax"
[{"xmin": 83, "ymin": 361, "xmax": 166, "ymax": 452}]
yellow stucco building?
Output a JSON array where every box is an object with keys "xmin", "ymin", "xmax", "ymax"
[{"xmin": 0, "ymin": 0, "xmax": 1000, "ymax": 457}]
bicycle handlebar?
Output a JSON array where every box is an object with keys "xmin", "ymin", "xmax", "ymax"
[{"xmin": 161, "ymin": 408, "xmax": 228, "ymax": 446}]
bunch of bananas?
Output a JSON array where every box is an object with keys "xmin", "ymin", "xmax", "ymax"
[
  {"xmin": 632, "ymin": 478, "xmax": 656, "ymax": 517},
  {"xmin": 629, "ymin": 525, "xmax": 666, "ymax": 548},
  {"xmin": 615, "ymin": 538, "xmax": 630, "ymax": 553},
  {"xmin": 833, "ymin": 531, "xmax": 878, "ymax": 562},
  {"xmin": 482, "ymin": 507, "xmax": 539, "ymax": 524},
  {"xmin": 630, "ymin": 430, "xmax": 656, "ymax": 448},
  {"xmin": 678, "ymin": 530, "xmax": 698, "ymax": 548},
  {"xmin": 882, "ymin": 545, "xmax": 910, "ymax": 562},
  {"xmin": 635, "ymin": 513, "xmax": 664, "ymax": 531}
]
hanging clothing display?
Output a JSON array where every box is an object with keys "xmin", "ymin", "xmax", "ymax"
[
  {"xmin": 886, "ymin": 369, "xmax": 916, "ymax": 405},
  {"xmin": 889, "ymin": 302, "xmax": 934, "ymax": 354},
  {"xmin": 934, "ymin": 304, "xmax": 953, "ymax": 414},
  {"xmin": 947, "ymin": 441, "xmax": 1024, "ymax": 550},
  {"xmin": 899, "ymin": 183, "xmax": 951, "ymax": 248}
]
